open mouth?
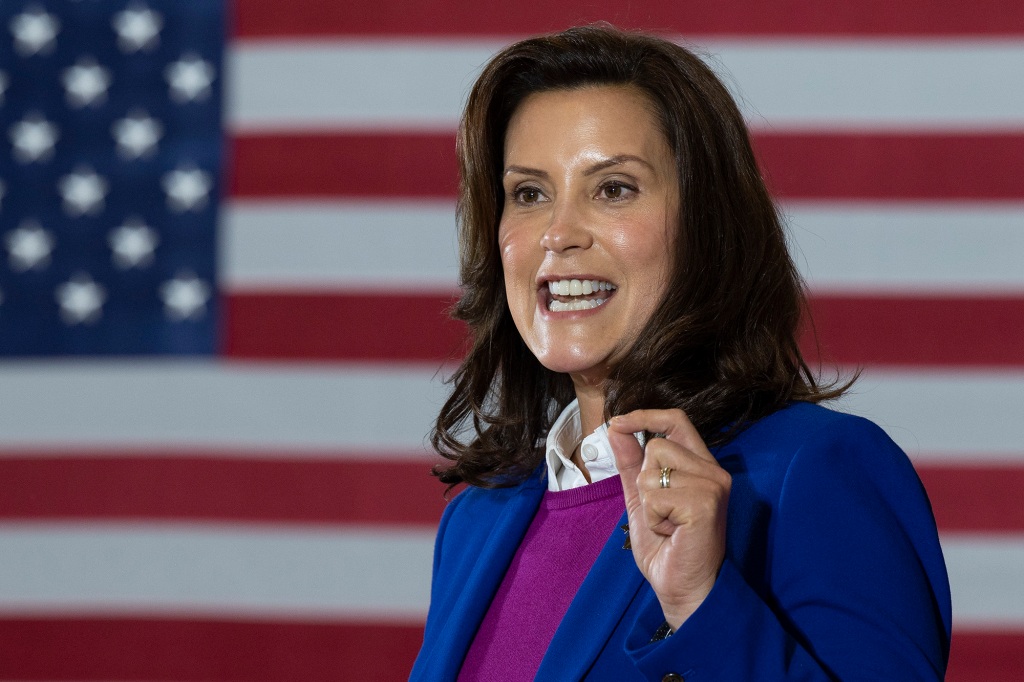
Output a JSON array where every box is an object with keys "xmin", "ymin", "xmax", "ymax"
[{"xmin": 544, "ymin": 278, "xmax": 617, "ymax": 312}]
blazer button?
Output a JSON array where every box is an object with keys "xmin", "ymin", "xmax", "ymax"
[{"xmin": 661, "ymin": 675, "xmax": 684, "ymax": 682}]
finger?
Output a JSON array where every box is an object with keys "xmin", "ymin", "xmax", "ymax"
[
  {"xmin": 640, "ymin": 437, "xmax": 726, "ymax": 477},
  {"xmin": 638, "ymin": 486, "xmax": 696, "ymax": 537},
  {"xmin": 637, "ymin": 462, "xmax": 706, "ymax": 493},
  {"xmin": 635, "ymin": 470, "xmax": 682, "ymax": 537},
  {"xmin": 607, "ymin": 426, "xmax": 645, "ymax": 512},
  {"xmin": 638, "ymin": 446, "xmax": 733, "ymax": 495},
  {"xmin": 636, "ymin": 437, "xmax": 704, "ymax": 474},
  {"xmin": 640, "ymin": 483, "xmax": 730, "ymax": 535},
  {"xmin": 609, "ymin": 409, "xmax": 715, "ymax": 463}
]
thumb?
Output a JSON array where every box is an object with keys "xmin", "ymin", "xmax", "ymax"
[{"xmin": 608, "ymin": 419, "xmax": 645, "ymax": 512}]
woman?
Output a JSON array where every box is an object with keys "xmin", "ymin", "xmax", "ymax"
[{"xmin": 411, "ymin": 25, "xmax": 950, "ymax": 681}]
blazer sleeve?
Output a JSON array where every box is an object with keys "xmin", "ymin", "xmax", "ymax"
[
  {"xmin": 414, "ymin": 487, "xmax": 464, "ymax": 663},
  {"xmin": 621, "ymin": 415, "xmax": 951, "ymax": 681}
]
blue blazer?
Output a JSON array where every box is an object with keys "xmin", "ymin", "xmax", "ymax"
[{"xmin": 410, "ymin": 403, "xmax": 951, "ymax": 681}]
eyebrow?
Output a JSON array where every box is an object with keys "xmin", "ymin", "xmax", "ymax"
[
  {"xmin": 583, "ymin": 154, "xmax": 655, "ymax": 175},
  {"xmin": 503, "ymin": 154, "xmax": 654, "ymax": 179},
  {"xmin": 503, "ymin": 165, "xmax": 549, "ymax": 179}
]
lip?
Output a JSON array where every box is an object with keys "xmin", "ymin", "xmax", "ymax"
[
  {"xmin": 536, "ymin": 274, "xmax": 617, "ymax": 318},
  {"xmin": 536, "ymin": 273, "xmax": 617, "ymax": 288}
]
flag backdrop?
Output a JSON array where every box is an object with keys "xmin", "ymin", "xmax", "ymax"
[{"xmin": 0, "ymin": 1, "xmax": 1022, "ymax": 679}]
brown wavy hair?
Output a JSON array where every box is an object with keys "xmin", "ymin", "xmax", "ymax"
[{"xmin": 432, "ymin": 24, "xmax": 848, "ymax": 488}]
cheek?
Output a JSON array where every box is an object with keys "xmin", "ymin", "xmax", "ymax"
[
  {"xmin": 498, "ymin": 238, "xmax": 518, "ymax": 287},
  {"xmin": 612, "ymin": 215, "xmax": 673, "ymax": 271},
  {"xmin": 499, "ymin": 239, "xmax": 532, "ymax": 314},
  {"xmin": 615, "ymin": 214, "xmax": 675, "ymax": 317}
]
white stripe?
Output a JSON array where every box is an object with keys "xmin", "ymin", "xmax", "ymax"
[
  {"xmin": 0, "ymin": 523, "xmax": 432, "ymax": 620},
  {"xmin": 944, "ymin": 534, "xmax": 1024, "ymax": 627},
  {"xmin": 706, "ymin": 40, "xmax": 1024, "ymax": 131},
  {"xmin": 228, "ymin": 39, "xmax": 1024, "ymax": 131},
  {"xmin": 0, "ymin": 363, "xmax": 1021, "ymax": 460},
  {"xmin": 227, "ymin": 40, "xmax": 492, "ymax": 131},
  {"xmin": 0, "ymin": 361, "xmax": 447, "ymax": 455},
  {"xmin": 0, "ymin": 524, "xmax": 1019, "ymax": 627},
  {"xmin": 785, "ymin": 202, "xmax": 1024, "ymax": 294},
  {"xmin": 835, "ymin": 370, "xmax": 1024, "ymax": 461},
  {"xmin": 223, "ymin": 200, "xmax": 459, "ymax": 289},
  {"xmin": 223, "ymin": 200, "xmax": 1024, "ymax": 293}
]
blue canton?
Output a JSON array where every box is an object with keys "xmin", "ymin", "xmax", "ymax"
[{"xmin": 0, "ymin": 1, "xmax": 224, "ymax": 354}]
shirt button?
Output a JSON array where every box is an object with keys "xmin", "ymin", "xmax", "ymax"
[
  {"xmin": 581, "ymin": 443, "xmax": 599, "ymax": 461},
  {"xmin": 661, "ymin": 674, "xmax": 684, "ymax": 682}
]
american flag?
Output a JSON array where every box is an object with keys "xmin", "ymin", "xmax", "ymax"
[{"xmin": 0, "ymin": 1, "xmax": 1021, "ymax": 679}]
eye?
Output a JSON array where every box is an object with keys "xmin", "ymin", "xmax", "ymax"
[
  {"xmin": 598, "ymin": 181, "xmax": 636, "ymax": 201},
  {"xmin": 512, "ymin": 186, "xmax": 545, "ymax": 205}
]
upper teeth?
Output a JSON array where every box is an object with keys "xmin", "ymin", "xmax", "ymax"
[{"xmin": 547, "ymin": 279, "xmax": 616, "ymax": 296}]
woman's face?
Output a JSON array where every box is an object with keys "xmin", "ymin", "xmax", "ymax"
[{"xmin": 499, "ymin": 85, "xmax": 679, "ymax": 388}]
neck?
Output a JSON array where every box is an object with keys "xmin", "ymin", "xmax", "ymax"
[{"xmin": 572, "ymin": 377, "xmax": 607, "ymax": 439}]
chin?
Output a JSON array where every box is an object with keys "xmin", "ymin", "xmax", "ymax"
[{"xmin": 534, "ymin": 349, "xmax": 612, "ymax": 381}]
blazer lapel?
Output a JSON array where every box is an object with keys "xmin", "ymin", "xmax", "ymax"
[
  {"xmin": 535, "ymin": 510, "xmax": 647, "ymax": 681},
  {"xmin": 421, "ymin": 467, "xmax": 547, "ymax": 680}
]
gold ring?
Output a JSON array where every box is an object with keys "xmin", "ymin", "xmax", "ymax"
[{"xmin": 659, "ymin": 467, "xmax": 672, "ymax": 489}]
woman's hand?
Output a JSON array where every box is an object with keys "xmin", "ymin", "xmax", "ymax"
[{"xmin": 608, "ymin": 409, "xmax": 732, "ymax": 629}]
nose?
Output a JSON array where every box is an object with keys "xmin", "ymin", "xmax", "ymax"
[{"xmin": 539, "ymin": 199, "xmax": 593, "ymax": 253}]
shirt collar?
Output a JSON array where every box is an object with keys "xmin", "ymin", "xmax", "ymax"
[{"xmin": 544, "ymin": 399, "xmax": 619, "ymax": 492}]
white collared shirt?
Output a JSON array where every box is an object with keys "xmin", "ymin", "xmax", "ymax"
[{"xmin": 544, "ymin": 399, "xmax": 620, "ymax": 491}]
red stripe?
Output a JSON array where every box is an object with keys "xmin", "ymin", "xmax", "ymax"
[
  {"xmin": 229, "ymin": 132, "xmax": 1024, "ymax": 201},
  {"xmin": 228, "ymin": 133, "xmax": 458, "ymax": 199},
  {"xmin": 223, "ymin": 290, "xmax": 467, "ymax": 362},
  {"xmin": 0, "ymin": 454, "xmax": 1019, "ymax": 532},
  {"xmin": 225, "ymin": 291, "xmax": 1024, "ymax": 367},
  {"xmin": 0, "ymin": 456, "xmax": 450, "ymax": 526},
  {"xmin": 804, "ymin": 295, "xmax": 1024, "ymax": 367},
  {"xmin": 0, "ymin": 617, "xmax": 1017, "ymax": 680},
  {"xmin": 947, "ymin": 631, "xmax": 1024, "ymax": 682},
  {"xmin": 753, "ymin": 134, "xmax": 1024, "ymax": 201},
  {"xmin": 233, "ymin": 0, "xmax": 1024, "ymax": 37},
  {"xmin": 0, "ymin": 617, "xmax": 423, "ymax": 680},
  {"xmin": 917, "ymin": 465, "xmax": 1024, "ymax": 533}
]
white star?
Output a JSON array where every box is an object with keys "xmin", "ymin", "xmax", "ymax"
[
  {"xmin": 56, "ymin": 273, "xmax": 106, "ymax": 325},
  {"xmin": 160, "ymin": 272, "xmax": 211, "ymax": 321},
  {"xmin": 164, "ymin": 53, "xmax": 215, "ymax": 103},
  {"xmin": 62, "ymin": 57, "xmax": 112, "ymax": 108},
  {"xmin": 162, "ymin": 165, "xmax": 212, "ymax": 212},
  {"xmin": 59, "ymin": 166, "xmax": 109, "ymax": 216},
  {"xmin": 9, "ymin": 113, "xmax": 60, "ymax": 163},
  {"xmin": 111, "ymin": 110, "xmax": 163, "ymax": 159},
  {"xmin": 9, "ymin": 6, "xmax": 60, "ymax": 56},
  {"xmin": 108, "ymin": 218, "xmax": 159, "ymax": 268},
  {"xmin": 5, "ymin": 220, "xmax": 54, "ymax": 271},
  {"xmin": 112, "ymin": 3, "xmax": 162, "ymax": 53},
  {"xmin": 0, "ymin": 71, "xmax": 8, "ymax": 105}
]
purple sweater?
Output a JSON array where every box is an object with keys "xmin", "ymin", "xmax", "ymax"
[{"xmin": 457, "ymin": 475, "xmax": 626, "ymax": 680}]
